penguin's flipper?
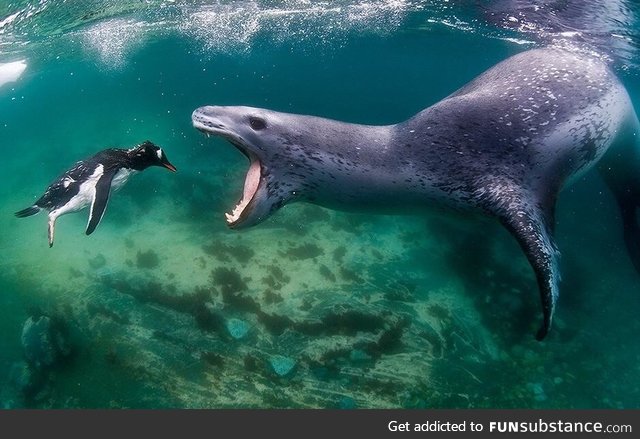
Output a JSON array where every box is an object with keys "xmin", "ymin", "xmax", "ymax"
[
  {"xmin": 86, "ymin": 169, "xmax": 116, "ymax": 236},
  {"xmin": 482, "ymin": 181, "xmax": 560, "ymax": 341}
]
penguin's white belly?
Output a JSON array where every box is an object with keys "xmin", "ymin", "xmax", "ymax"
[
  {"xmin": 111, "ymin": 168, "xmax": 137, "ymax": 191},
  {"xmin": 50, "ymin": 165, "xmax": 105, "ymax": 219}
]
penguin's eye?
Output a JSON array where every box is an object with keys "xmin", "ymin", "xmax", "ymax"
[{"xmin": 249, "ymin": 117, "xmax": 266, "ymax": 131}]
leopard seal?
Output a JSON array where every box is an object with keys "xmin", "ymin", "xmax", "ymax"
[{"xmin": 192, "ymin": 47, "xmax": 640, "ymax": 340}]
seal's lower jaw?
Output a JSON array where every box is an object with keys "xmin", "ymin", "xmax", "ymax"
[{"xmin": 225, "ymin": 158, "xmax": 261, "ymax": 228}]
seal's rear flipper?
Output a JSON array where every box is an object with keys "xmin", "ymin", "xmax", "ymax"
[
  {"xmin": 486, "ymin": 185, "xmax": 560, "ymax": 340},
  {"xmin": 501, "ymin": 207, "xmax": 560, "ymax": 340}
]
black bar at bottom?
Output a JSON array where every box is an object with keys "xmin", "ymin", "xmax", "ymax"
[{"xmin": 0, "ymin": 409, "xmax": 637, "ymax": 438}]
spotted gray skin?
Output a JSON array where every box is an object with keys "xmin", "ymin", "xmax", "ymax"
[{"xmin": 192, "ymin": 47, "xmax": 640, "ymax": 340}]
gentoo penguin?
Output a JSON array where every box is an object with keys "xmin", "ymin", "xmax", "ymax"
[{"xmin": 15, "ymin": 140, "xmax": 177, "ymax": 247}]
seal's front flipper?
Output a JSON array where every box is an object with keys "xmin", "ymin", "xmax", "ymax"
[
  {"xmin": 486, "ymin": 185, "xmax": 560, "ymax": 340},
  {"xmin": 616, "ymin": 199, "xmax": 640, "ymax": 274},
  {"xmin": 598, "ymin": 118, "xmax": 640, "ymax": 274},
  {"xmin": 86, "ymin": 170, "xmax": 116, "ymax": 235}
]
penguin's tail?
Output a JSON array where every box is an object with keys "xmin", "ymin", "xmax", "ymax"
[{"xmin": 15, "ymin": 205, "xmax": 40, "ymax": 218}]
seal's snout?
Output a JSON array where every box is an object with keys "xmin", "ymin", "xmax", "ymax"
[
  {"xmin": 192, "ymin": 105, "xmax": 222, "ymax": 120},
  {"xmin": 191, "ymin": 106, "xmax": 210, "ymax": 126},
  {"xmin": 192, "ymin": 106, "xmax": 227, "ymax": 133}
]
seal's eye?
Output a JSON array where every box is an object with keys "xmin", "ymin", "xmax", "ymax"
[{"xmin": 249, "ymin": 117, "xmax": 266, "ymax": 131}]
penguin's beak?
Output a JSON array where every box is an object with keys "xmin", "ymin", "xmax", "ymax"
[
  {"xmin": 161, "ymin": 157, "xmax": 177, "ymax": 172},
  {"xmin": 163, "ymin": 162, "xmax": 177, "ymax": 172}
]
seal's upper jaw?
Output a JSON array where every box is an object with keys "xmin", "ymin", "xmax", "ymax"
[
  {"xmin": 192, "ymin": 107, "xmax": 243, "ymax": 145},
  {"xmin": 192, "ymin": 106, "xmax": 272, "ymax": 229}
]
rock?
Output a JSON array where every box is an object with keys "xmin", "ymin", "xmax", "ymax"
[
  {"xmin": 225, "ymin": 318, "xmax": 250, "ymax": 339},
  {"xmin": 21, "ymin": 315, "xmax": 71, "ymax": 370},
  {"xmin": 269, "ymin": 355, "xmax": 297, "ymax": 377},
  {"xmin": 528, "ymin": 382, "xmax": 547, "ymax": 402},
  {"xmin": 9, "ymin": 361, "xmax": 45, "ymax": 399}
]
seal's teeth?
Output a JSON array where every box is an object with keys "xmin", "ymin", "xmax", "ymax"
[
  {"xmin": 225, "ymin": 204, "xmax": 243, "ymax": 224},
  {"xmin": 223, "ymin": 159, "xmax": 261, "ymax": 226}
]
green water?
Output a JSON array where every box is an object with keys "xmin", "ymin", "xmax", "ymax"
[{"xmin": 1, "ymin": 1, "xmax": 640, "ymax": 408}]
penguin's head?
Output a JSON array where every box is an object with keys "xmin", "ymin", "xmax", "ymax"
[{"xmin": 130, "ymin": 141, "xmax": 177, "ymax": 172}]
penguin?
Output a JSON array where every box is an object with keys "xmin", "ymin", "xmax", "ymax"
[{"xmin": 15, "ymin": 140, "xmax": 177, "ymax": 247}]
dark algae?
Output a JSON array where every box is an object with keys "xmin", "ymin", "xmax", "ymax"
[
  {"xmin": 282, "ymin": 243, "xmax": 324, "ymax": 260},
  {"xmin": 136, "ymin": 249, "xmax": 160, "ymax": 269}
]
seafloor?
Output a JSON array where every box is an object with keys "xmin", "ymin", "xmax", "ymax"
[{"xmin": 2, "ymin": 169, "xmax": 639, "ymax": 408}]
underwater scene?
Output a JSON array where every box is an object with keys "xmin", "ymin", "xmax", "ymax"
[{"xmin": 1, "ymin": 0, "xmax": 640, "ymax": 409}]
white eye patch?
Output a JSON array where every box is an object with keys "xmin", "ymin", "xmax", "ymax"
[{"xmin": 156, "ymin": 149, "xmax": 163, "ymax": 160}]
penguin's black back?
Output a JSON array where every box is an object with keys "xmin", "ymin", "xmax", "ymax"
[{"xmin": 35, "ymin": 149, "xmax": 130, "ymax": 211}]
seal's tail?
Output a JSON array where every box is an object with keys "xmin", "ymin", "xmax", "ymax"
[{"xmin": 15, "ymin": 205, "xmax": 40, "ymax": 217}]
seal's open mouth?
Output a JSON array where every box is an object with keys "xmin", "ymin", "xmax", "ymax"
[
  {"xmin": 226, "ymin": 156, "xmax": 261, "ymax": 225},
  {"xmin": 193, "ymin": 118, "xmax": 263, "ymax": 228}
]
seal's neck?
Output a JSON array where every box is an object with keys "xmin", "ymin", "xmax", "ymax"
[{"xmin": 305, "ymin": 118, "xmax": 395, "ymax": 160}]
